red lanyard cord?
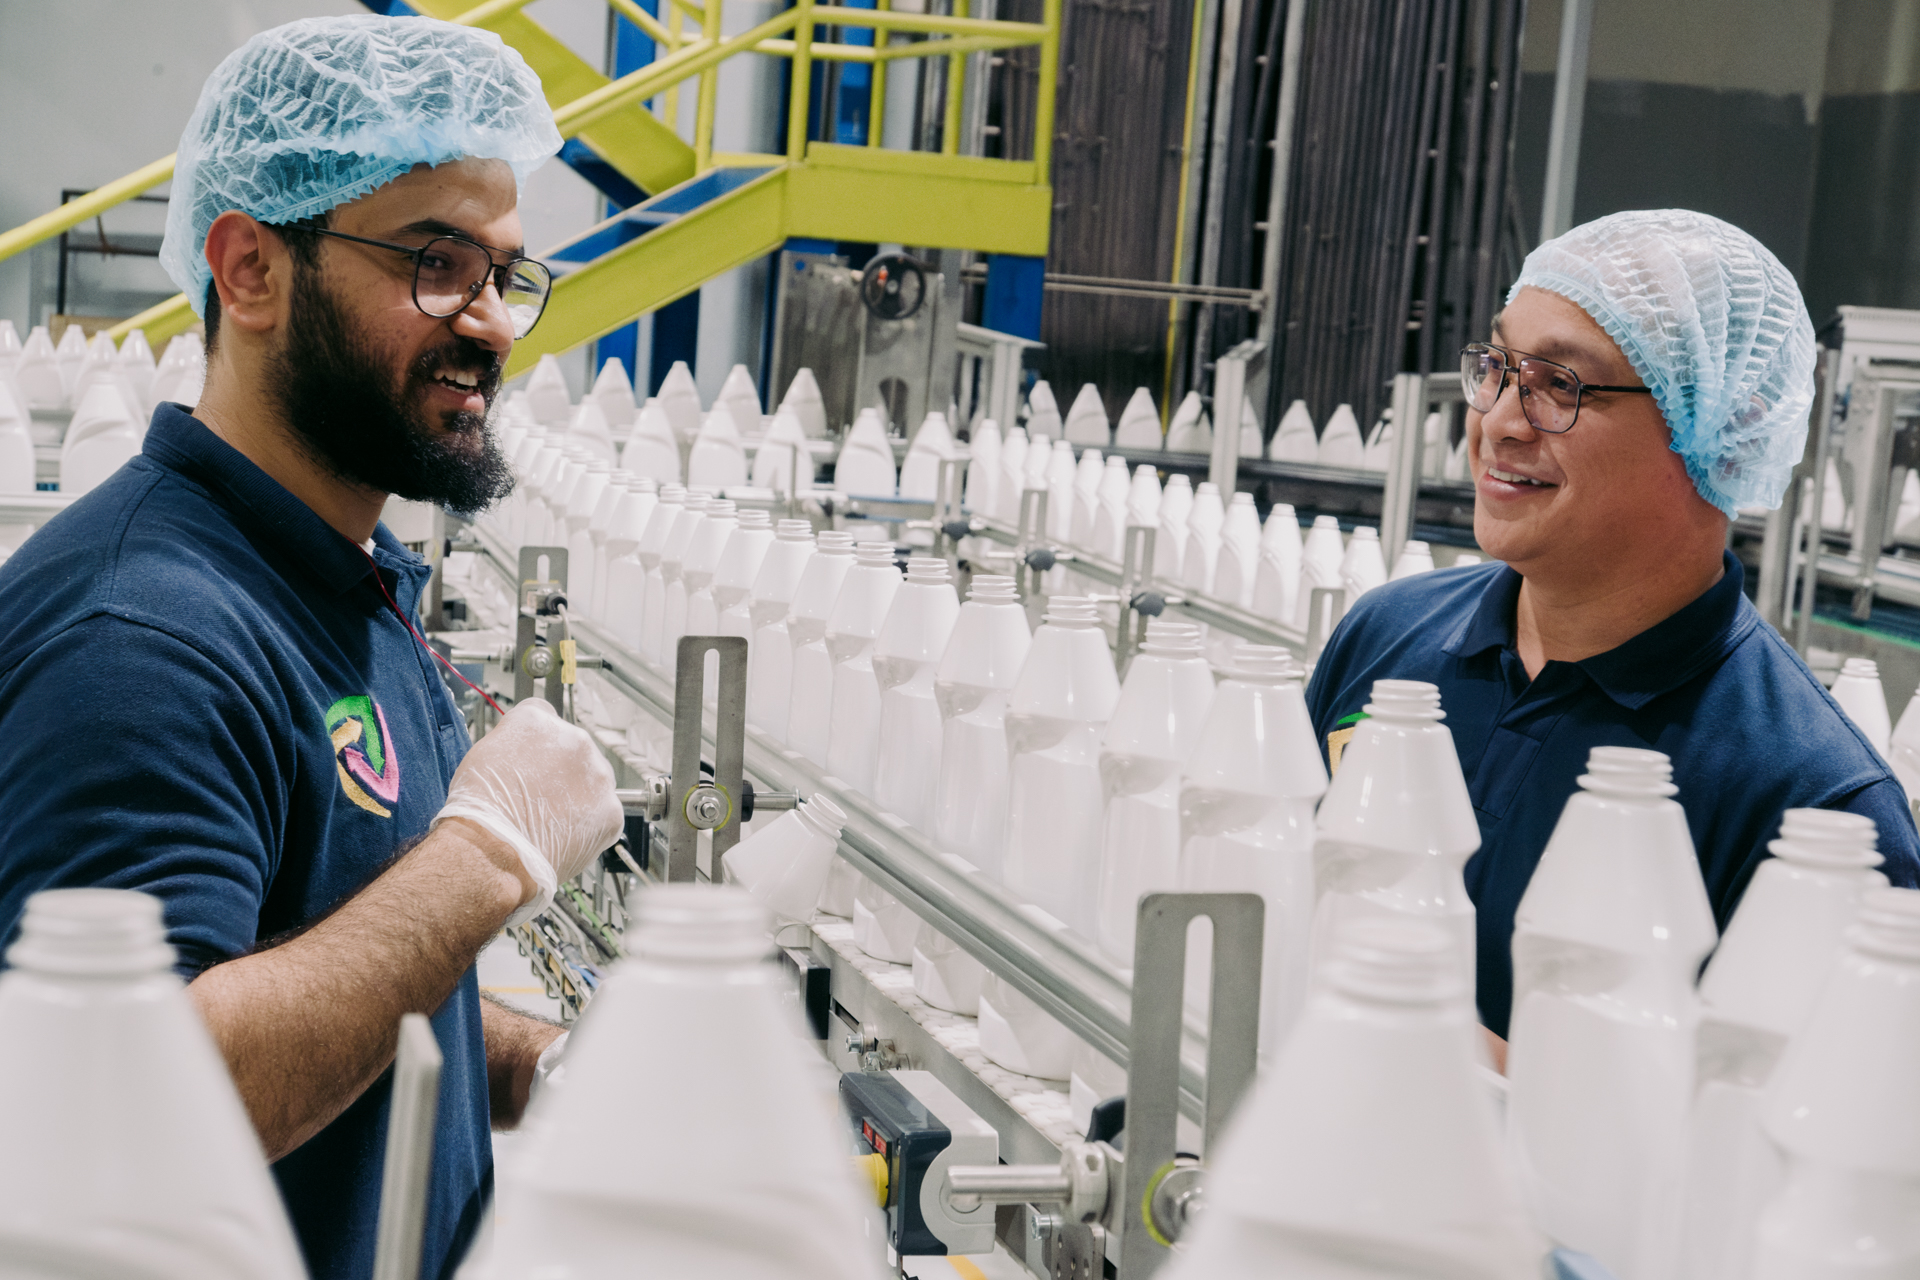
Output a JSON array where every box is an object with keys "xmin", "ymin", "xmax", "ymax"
[{"xmin": 352, "ymin": 540, "xmax": 506, "ymax": 717}]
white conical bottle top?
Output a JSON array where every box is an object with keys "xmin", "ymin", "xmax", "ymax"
[
  {"xmin": 71, "ymin": 332, "xmax": 134, "ymax": 417},
  {"xmin": 1165, "ymin": 390, "xmax": 1212, "ymax": 452},
  {"xmin": 567, "ymin": 399, "xmax": 618, "ymax": 465},
  {"xmin": 1359, "ymin": 416, "xmax": 1392, "ymax": 471},
  {"xmin": 1063, "ymin": 382, "xmax": 1110, "ymax": 446},
  {"xmin": 1043, "ymin": 439, "xmax": 1078, "ymax": 541},
  {"xmin": 1268, "ymin": 398, "xmax": 1316, "ymax": 462},
  {"xmin": 623, "ymin": 399, "xmax": 684, "ymax": 483},
  {"xmin": 1163, "ymin": 918, "xmax": 1544, "ymax": 1280},
  {"xmin": 681, "ymin": 498, "xmax": 742, "ymax": 641},
  {"xmin": 779, "ymin": 367, "xmax": 829, "ymax": 439},
  {"xmin": 836, "ymin": 408, "xmax": 898, "ymax": 497},
  {"xmin": 712, "ymin": 509, "xmax": 777, "ymax": 638},
  {"xmin": 1681, "ymin": 810, "xmax": 1888, "ymax": 1280},
  {"xmin": 713, "ymin": 363, "xmax": 762, "ymax": 431},
  {"xmin": 965, "ymin": 417, "xmax": 1002, "ymax": 514},
  {"xmin": 1390, "ymin": 539, "xmax": 1435, "ymax": 580},
  {"xmin": 745, "ymin": 521, "xmax": 819, "ymax": 741},
  {"xmin": 54, "ymin": 322, "xmax": 88, "ymax": 401},
  {"xmin": 646, "ymin": 492, "xmax": 711, "ymax": 664},
  {"xmin": 1091, "ymin": 454, "xmax": 1134, "ymax": 558},
  {"xmin": 1213, "ymin": 491, "xmax": 1264, "ymax": 608},
  {"xmin": 1180, "ymin": 480, "xmax": 1226, "ymax": 593},
  {"xmin": 1251, "ymin": 504, "xmax": 1304, "ymax": 624},
  {"xmin": 871, "ymin": 556, "xmax": 962, "ymax": 831},
  {"xmin": 824, "ymin": 541, "xmax": 905, "ymax": 792},
  {"xmin": 1025, "ymin": 379, "xmax": 1062, "ymax": 441},
  {"xmin": 0, "ymin": 379, "xmax": 36, "ymax": 496},
  {"xmin": 525, "ymin": 352, "xmax": 574, "ymax": 427},
  {"xmin": 751, "ymin": 406, "xmax": 811, "ymax": 495},
  {"xmin": 655, "ymin": 360, "xmax": 704, "ymax": 441},
  {"xmin": 1154, "ymin": 473, "xmax": 1194, "ymax": 580},
  {"xmin": 590, "ymin": 357, "xmax": 638, "ymax": 431},
  {"xmin": 485, "ymin": 884, "xmax": 889, "ymax": 1280},
  {"xmin": 1829, "ymin": 656, "xmax": 1892, "ymax": 755},
  {"xmin": 899, "ymin": 410, "xmax": 955, "ymax": 499},
  {"xmin": 994, "ymin": 426, "xmax": 1030, "ymax": 523},
  {"xmin": 1113, "ymin": 386, "xmax": 1162, "ymax": 448},
  {"xmin": 1507, "ymin": 746, "xmax": 1716, "ymax": 1280},
  {"xmin": 62, "ymin": 379, "xmax": 142, "ymax": 497},
  {"xmin": 1069, "ymin": 446, "xmax": 1105, "ymax": 546},
  {"xmin": 599, "ymin": 479, "xmax": 660, "ymax": 633},
  {"xmin": 1338, "ymin": 524, "xmax": 1388, "ymax": 602},
  {"xmin": 16, "ymin": 325, "xmax": 65, "ymax": 410},
  {"xmin": 1179, "ymin": 646, "xmax": 1328, "ymax": 1053},
  {"xmin": 1002, "ymin": 597, "xmax": 1121, "ymax": 937},
  {"xmin": 932, "ymin": 574, "xmax": 1033, "ymax": 879},
  {"xmin": 1094, "ymin": 617, "xmax": 1214, "ymax": 968},
  {"xmin": 1236, "ymin": 393, "xmax": 1263, "ymax": 457},
  {"xmin": 0, "ymin": 318, "xmax": 20, "ymax": 381},
  {"xmin": 725, "ymin": 794, "xmax": 850, "ymax": 924},
  {"xmin": 115, "ymin": 327, "xmax": 157, "ymax": 412},
  {"xmin": 1126, "ymin": 463, "xmax": 1162, "ymax": 528},
  {"xmin": 0, "ymin": 889, "xmax": 307, "ymax": 1280},
  {"xmin": 688, "ymin": 403, "xmax": 750, "ymax": 489},
  {"xmin": 1316, "ymin": 403, "xmax": 1365, "ymax": 467},
  {"xmin": 786, "ymin": 532, "xmax": 860, "ymax": 768}
]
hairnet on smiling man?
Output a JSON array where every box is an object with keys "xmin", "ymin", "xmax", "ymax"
[
  {"xmin": 1507, "ymin": 209, "xmax": 1817, "ymax": 517},
  {"xmin": 159, "ymin": 14, "xmax": 562, "ymax": 319}
]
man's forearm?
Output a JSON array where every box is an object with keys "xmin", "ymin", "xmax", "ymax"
[
  {"xmin": 481, "ymin": 992, "xmax": 565, "ymax": 1130},
  {"xmin": 190, "ymin": 818, "xmax": 530, "ymax": 1161}
]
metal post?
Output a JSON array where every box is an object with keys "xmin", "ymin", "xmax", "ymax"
[
  {"xmin": 1209, "ymin": 339, "xmax": 1266, "ymax": 490},
  {"xmin": 1255, "ymin": 0, "xmax": 1309, "ymax": 346},
  {"xmin": 1191, "ymin": 0, "xmax": 1247, "ymax": 388},
  {"xmin": 694, "ymin": 0, "xmax": 723, "ymax": 171},
  {"xmin": 942, "ymin": 0, "xmax": 968, "ymax": 155},
  {"xmin": 1539, "ymin": 0, "xmax": 1593, "ymax": 243},
  {"xmin": 667, "ymin": 634, "xmax": 749, "ymax": 882},
  {"xmin": 787, "ymin": 0, "xmax": 815, "ymax": 161},
  {"xmin": 1380, "ymin": 373, "xmax": 1429, "ymax": 569},
  {"xmin": 1032, "ymin": 0, "xmax": 1063, "ymax": 181},
  {"xmin": 513, "ymin": 546, "xmax": 568, "ymax": 709},
  {"xmin": 1794, "ymin": 348, "xmax": 1842, "ymax": 654},
  {"xmin": 1116, "ymin": 523, "xmax": 1158, "ymax": 673},
  {"xmin": 371, "ymin": 1014, "xmax": 443, "ymax": 1280}
]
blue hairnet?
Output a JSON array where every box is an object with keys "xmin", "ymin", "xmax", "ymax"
[
  {"xmin": 1508, "ymin": 209, "xmax": 1816, "ymax": 516},
  {"xmin": 160, "ymin": 15, "xmax": 561, "ymax": 318}
]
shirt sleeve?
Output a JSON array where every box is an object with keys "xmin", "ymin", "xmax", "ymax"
[{"xmin": 0, "ymin": 613, "xmax": 287, "ymax": 978}]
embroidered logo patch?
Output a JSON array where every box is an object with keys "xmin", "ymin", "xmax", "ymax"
[
  {"xmin": 1327, "ymin": 710, "xmax": 1369, "ymax": 778},
  {"xmin": 326, "ymin": 695, "xmax": 401, "ymax": 818}
]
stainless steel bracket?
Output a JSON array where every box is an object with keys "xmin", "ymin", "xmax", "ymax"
[
  {"xmin": 665, "ymin": 634, "xmax": 749, "ymax": 883},
  {"xmin": 1115, "ymin": 523, "xmax": 1159, "ymax": 673},
  {"xmin": 513, "ymin": 545, "xmax": 569, "ymax": 712}
]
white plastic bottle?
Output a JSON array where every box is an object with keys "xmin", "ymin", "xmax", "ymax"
[
  {"xmin": 1126, "ymin": 462, "xmax": 1162, "ymax": 531},
  {"xmin": 599, "ymin": 479, "xmax": 659, "ymax": 641},
  {"xmin": 995, "ymin": 426, "xmax": 1030, "ymax": 524},
  {"xmin": 1178, "ymin": 646, "xmax": 1328, "ymax": 1056},
  {"xmin": 851, "ymin": 875, "xmax": 921, "ymax": 965},
  {"xmin": 483, "ymin": 885, "xmax": 888, "ymax": 1280},
  {"xmin": 930, "ymin": 575, "xmax": 1033, "ymax": 881},
  {"xmin": 1064, "ymin": 381, "xmax": 1110, "ymax": 446},
  {"xmin": 1092, "ymin": 618, "xmax": 1216, "ymax": 969},
  {"xmin": 1180, "ymin": 480, "xmax": 1226, "ymax": 593},
  {"xmin": 710, "ymin": 508, "xmax": 775, "ymax": 640},
  {"xmin": 618, "ymin": 483, "xmax": 684, "ymax": 652},
  {"xmin": 1251, "ymin": 502, "xmax": 1304, "ymax": 624},
  {"xmin": 622, "ymin": 399, "xmax": 683, "ymax": 484},
  {"xmin": 654, "ymin": 358, "xmax": 703, "ymax": 441},
  {"xmin": 1026, "ymin": 379, "xmax": 1063, "ymax": 441},
  {"xmin": 965, "ymin": 418, "xmax": 1001, "ymax": 517},
  {"xmin": 1338, "ymin": 524, "xmax": 1389, "ymax": 603},
  {"xmin": 676, "ymin": 498, "xmax": 739, "ymax": 644},
  {"xmin": 0, "ymin": 379, "xmax": 39, "ymax": 496},
  {"xmin": 912, "ymin": 922, "xmax": 985, "ymax": 1015},
  {"xmin": 899, "ymin": 410, "xmax": 956, "ymax": 500},
  {"xmin": 1212, "ymin": 491, "xmax": 1263, "ymax": 607},
  {"xmin": 1390, "ymin": 538, "xmax": 1436, "ymax": 580},
  {"xmin": 836, "ymin": 408, "xmax": 898, "ymax": 497},
  {"xmin": 687, "ymin": 402, "xmax": 750, "ymax": 489},
  {"xmin": 1114, "ymin": 386, "xmax": 1161, "ymax": 449},
  {"xmin": 584, "ymin": 472, "xmax": 635, "ymax": 620},
  {"xmin": 0, "ymin": 889, "xmax": 306, "ymax": 1279},
  {"xmin": 745, "ymin": 521, "xmax": 818, "ymax": 740},
  {"xmin": 871, "ymin": 556, "xmax": 962, "ymax": 830},
  {"xmin": 1069, "ymin": 446, "xmax": 1105, "ymax": 546},
  {"xmin": 1003, "ymin": 597, "xmax": 1122, "ymax": 936},
  {"xmin": 1154, "ymin": 473, "xmax": 1194, "ymax": 582},
  {"xmin": 1681, "ymin": 809, "xmax": 1887, "ymax": 1280},
  {"xmin": 1829, "ymin": 656, "xmax": 1892, "ymax": 755},
  {"xmin": 1311, "ymin": 680, "xmax": 1480, "ymax": 989},
  {"xmin": 1750, "ymin": 887, "xmax": 1920, "ymax": 1280},
  {"xmin": 1044, "ymin": 439, "xmax": 1078, "ymax": 543},
  {"xmin": 562, "ymin": 463, "xmax": 613, "ymax": 609},
  {"xmin": 785, "ymin": 532, "xmax": 859, "ymax": 768},
  {"xmin": 1089, "ymin": 454, "xmax": 1133, "ymax": 559},
  {"xmin": 977, "ymin": 970, "xmax": 1077, "ymax": 1080},
  {"xmin": 644, "ymin": 490, "xmax": 710, "ymax": 664},
  {"xmin": 824, "ymin": 542, "xmax": 905, "ymax": 793},
  {"xmin": 1506, "ymin": 747, "xmax": 1717, "ymax": 1280},
  {"xmin": 1316, "ymin": 402, "xmax": 1365, "ymax": 467},
  {"xmin": 724, "ymin": 794, "xmax": 850, "ymax": 925},
  {"xmin": 1295, "ymin": 514, "xmax": 1346, "ymax": 632},
  {"xmin": 1161, "ymin": 919, "xmax": 1544, "ymax": 1280}
]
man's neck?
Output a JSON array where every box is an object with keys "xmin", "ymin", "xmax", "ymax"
[
  {"xmin": 192, "ymin": 364, "xmax": 387, "ymax": 545},
  {"xmin": 1512, "ymin": 547, "xmax": 1726, "ymax": 680}
]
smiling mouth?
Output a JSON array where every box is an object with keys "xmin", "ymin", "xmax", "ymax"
[
  {"xmin": 431, "ymin": 367, "xmax": 483, "ymax": 393},
  {"xmin": 1486, "ymin": 465, "xmax": 1553, "ymax": 488}
]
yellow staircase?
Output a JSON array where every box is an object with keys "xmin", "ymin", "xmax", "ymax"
[{"xmin": 0, "ymin": 0, "xmax": 1059, "ymax": 378}]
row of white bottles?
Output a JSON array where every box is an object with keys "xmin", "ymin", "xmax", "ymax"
[{"xmin": 0, "ymin": 321, "xmax": 203, "ymax": 417}]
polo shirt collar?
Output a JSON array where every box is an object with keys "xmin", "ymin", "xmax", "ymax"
[
  {"xmin": 1439, "ymin": 550, "xmax": 1755, "ymax": 710},
  {"xmin": 142, "ymin": 403, "xmax": 384, "ymax": 596}
]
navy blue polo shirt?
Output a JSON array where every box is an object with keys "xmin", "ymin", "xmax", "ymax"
[
  {"xmin": 0, "ymin": 404, "xmax": 490, "ymax": 1280},
  {"xmin": 1307, "ymin": 552, "xmax": 1920, "ymax": 1038}
]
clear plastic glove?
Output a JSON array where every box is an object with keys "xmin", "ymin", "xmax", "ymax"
[{"xmin": 433, "ymin": 699, "xmax": 625, "ymax": 929}]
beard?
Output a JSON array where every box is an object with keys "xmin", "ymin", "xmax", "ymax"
[{"xmin": 268, "ymin": 271, "xmax": 516, "ymax": 517}]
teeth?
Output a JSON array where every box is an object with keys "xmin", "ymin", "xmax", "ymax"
[
  {"xmin": 437, "ymin": 369, "xmax": 479, "ymax": 389},
  {"xmin": 1488, "ymin": 466, "xmax": 1546, "ymax": 487}
]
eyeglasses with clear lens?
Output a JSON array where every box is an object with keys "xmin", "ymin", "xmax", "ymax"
[
  {"xmin": 1459, "ymin": 342, "xmax": 1652, "ymax": 434},
  {"xmin": 291, "ymin": 226, "xmax": 553, "ymax": 339}
]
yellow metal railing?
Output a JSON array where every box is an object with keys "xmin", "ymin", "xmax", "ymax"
[{"xmin": 0, "ymin": 0, "xmax": 1058, "ymax": 348}]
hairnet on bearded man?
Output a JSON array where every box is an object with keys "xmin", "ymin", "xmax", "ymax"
[
  {"xmin": 1506, "ymin": 209, "xmax": 1816, "ymax": 517},
  {"xmin": 158, "ymin": 15, "xmax": 562, "ymax": 318}
]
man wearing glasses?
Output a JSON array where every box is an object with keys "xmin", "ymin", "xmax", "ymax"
[
  {"xmin": 1306, "ymin": 209, "xmax": 1920, "ymax": 1058},
  {"xmin": 0, "ymin": 17, "xmax": 623, "ymax": 1280}
]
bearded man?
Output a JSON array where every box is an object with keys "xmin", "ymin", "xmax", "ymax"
[{"xmin": 0, "ymin": 17, "xmax": 624, "ymax": 1280}]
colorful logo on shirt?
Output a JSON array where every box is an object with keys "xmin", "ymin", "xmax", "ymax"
[{"xmin": 327, "ymin": 695, "xmax": 401, "ymax": 818}]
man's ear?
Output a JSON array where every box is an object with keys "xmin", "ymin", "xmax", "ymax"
[{"xmin": 203, "ymin": 212, "xmax": 288, "ymax": 338}]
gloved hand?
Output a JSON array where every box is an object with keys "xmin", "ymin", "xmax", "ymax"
[{"xmin": 433, "ymin": 698, "xmax": 625, "ymax": 929}]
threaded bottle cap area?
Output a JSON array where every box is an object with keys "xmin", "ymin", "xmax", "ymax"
[
  {"xmin": 704, "ymin": 500, "xmax": 738, "ymax": 519},
  {"xmin": 1043, "ymin": 596, "xmax": 1101, "ymax": 627},
  {"xmin": 5, "ymin": 889, "xmax": 176, "ymax": 978},
  {"xmin": 1313, "ymin": 514, "xmax": 1339, "ymax": 529},
  {"xmin": 1166, "ymin": 474, "xmax": 1192, "ymax": 491},
  {"xmin": 1352, "ymin": 525, "xmax": 1379, "ymax": 542},
  {"xmin": 1577, "ymin": 745, "xmax": 1678, "ymax": 798},
  {"xmin": 1364, "ymin": 678, "xmax": 1444, "ymax": 722},
  {"xmin": 1841, "ymin": 657, "xmax": 1880, "ymax": 680},
  {"xmin": 737, "ymin": 509, "xmax": 771, "ymax": 529},
  {"xmin": 1229, "ymin": 491, "xmax": 1255, "ymax": 507},
  {"xmin": 905, "ymin": 556, "xmax": 952, "ymax": 585},
  {"xmin": 854, "ymin": 542, "xmax": 899, "ymax": 567},
  {"xmin": 966, "ymin": 574, "xmax": 1019, "ymax": 601},
  {"xmin": 1323, "ymin": 918, "xmax": 1464, "ymax": 1006},
  {"xmin": 1139, "ymin": 617, "xmax": 1204, "ymax": 657},
  {"xmin": 796, "ymin": 793, "xmax": 849, "ymax": 841},
  {"xmin": 1403, "ymin": 539, "xmax": 1429, "ymax": 555},
  {"xmin": 1770, "ymin": 808, "xmax": 1883, "ymax": 869},
  {"xmin": 817, "ymin": 531, "xmax": 857, "ymax": 554},
  {"xmin": 629, "ymin": 884, "xmax": 773, "ymax": 963},
  {"xmin": 657, "ymin": 484, "xmax": 688, "ymax": 502},
  {"xmin": 1852, "ymin": 886, "xmax": 1920, "ymax": 962},
  {"xmin": 1229, "ymin": 644, "xmax": 1300, "ymax": 681},
  {"xmin": 776, "ymin": 519, "xmax": 814, "ymax": 541},
  {"xmin": 1196, "ymin": 482, "xmax": 1220, "ymax": 496}
]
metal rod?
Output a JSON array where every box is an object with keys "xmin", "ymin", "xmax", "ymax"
[
  {"xmin": 942, "ymin": 0, "xmax": 968, "ymax": 155},
  {"xmin": 788, "ymin": 0, "xmax": 817, "ymax": 160},
  {"xmin": 693, "ymin": 0, "xmax": 723, "ymax": 171},
  {"xmin": 947, "ymin": 1164, "xmax": 1072, "ymax": 1209},
  {"xmin": 869, "ymin": 0, "xmax": 892, "ymax": 147},
  {"xmin": 1539, "ymin": 0, "xmax": 1593, "ymax": 243},
  {"xmin": 1031, "ymin": 0, "xmax": 1063, "ymax": 184},
  {"xmin": 1255, "ymin": 0, "xmax": 1308, "ymax": 349},
  {"xmin": 0, "ymin": 154, "xmax": 175, "ymax": 266}
]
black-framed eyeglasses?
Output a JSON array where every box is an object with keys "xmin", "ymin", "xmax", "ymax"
[
  {"xmin": 286, "ymin": 226, "xmax": 552, "ymax": 340},
  {"xmin": 1460, "ymin": 342, "xmax": 1652, "ymax": 434}
]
